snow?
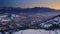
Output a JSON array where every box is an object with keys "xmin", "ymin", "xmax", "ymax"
[{"xmin": 12, "ymin": 29, "xmax": 60, "ymax": 34}]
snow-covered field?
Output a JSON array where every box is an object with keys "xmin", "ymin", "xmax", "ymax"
[{"xmin": 12, "ymin": 29, "xmax": 60, "ymax": 34}]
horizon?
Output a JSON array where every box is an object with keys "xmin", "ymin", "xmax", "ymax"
[
  {"xmin": 0, "ymin": 0, "xmax": 60, "ymax": 10},
  {"xmin": 0, "ymin": 7, "xmax": 59, "ymax": 10}
]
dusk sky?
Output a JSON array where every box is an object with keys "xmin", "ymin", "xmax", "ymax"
[{"xmin": 0, "ymin": 0, "xmax": 60, "ymax": 9}]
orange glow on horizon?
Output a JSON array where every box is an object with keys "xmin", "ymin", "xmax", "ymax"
[
  {"xmin": 20, "ymin": 4, "xmax": 60, "ymax": 10},
  {"xmin": 48, "ymin": 5, "xmax": 60, "ymax": 10}
]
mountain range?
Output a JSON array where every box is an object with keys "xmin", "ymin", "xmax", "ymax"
[{"xmin": 0, "ymin": 7, "xmax": 60, "ymax": 14}]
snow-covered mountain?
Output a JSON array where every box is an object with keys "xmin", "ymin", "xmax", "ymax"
[
  {"xmin": 40, "ymin": 14, "xmax": 60, "ymax": 30},
  {"xmin": 0, "ymin": 7, "xmax": 60, "ymax": 34}
]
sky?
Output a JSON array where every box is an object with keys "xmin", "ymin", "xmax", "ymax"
[{"xmin": 0, "ymin": 0, "xmax": 60, "ymax": 9}]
